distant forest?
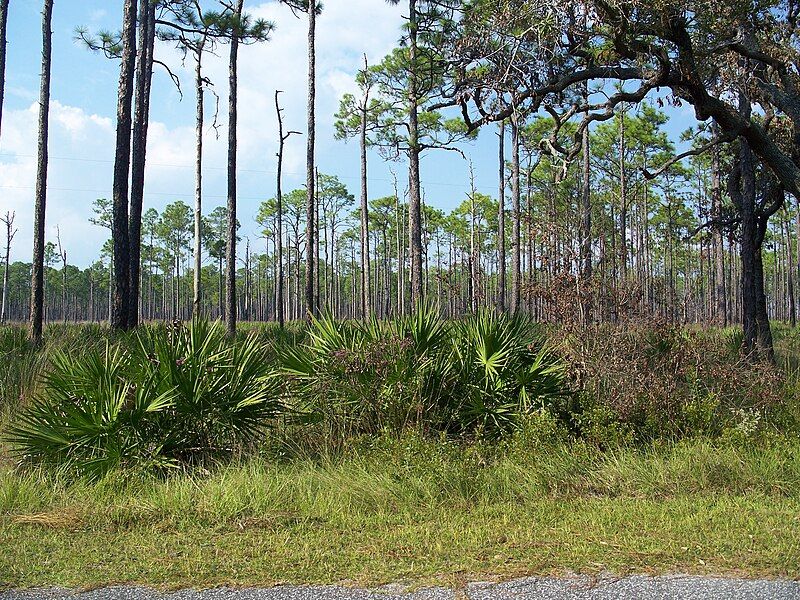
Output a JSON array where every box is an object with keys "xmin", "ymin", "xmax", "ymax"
[{"xmin": 2, "ymin": 0, "xmax": 799, "ymax": 364}]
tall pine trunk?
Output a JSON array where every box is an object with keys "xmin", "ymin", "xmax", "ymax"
[
  {"xmin": 580, "ymin": 115, "xmax": 592, "ymax": 322},
  {"xmin": 275, "ymin": 90, "xmax": 288, "ymax": 328},
  {"xmin": 359, "ymin": 79, "xmax": 371, "ymax": 318},
  {"xmin": 30, "ymin": 0, "xmax": 53, "ymax": 345},
  {"xmin": 618, "ymin": 109, "xmax": 628, "ymax": 280},
  {"xmin": 510, "ymin": 114, "xmax": 521, "ymax": 313},
  {"xmin": 0, "ymin": 0, "xmax": 10, "ymax": 142},
  {"xmin": 1, "ymin": 212, "xmax": 14, "ymax": 323},
  {"xmin": 226, "ymin": 0, "xmax": 244, "ymax": 337},
  {"xmin": 304, "ymin": 0, "xmax": 317, "ymax": 320},
  {"xmin": 497, "ymin": 120, "xmax": 506, "ymax": 312},
  {"xmin": 111, "ymin": 0, "xmax": 137, "ymax": 331},
  {"xmin": 193, "ymin": 37, "xmax": 206, "ymax": 317},
  {"xmin": 128, "ymin": 0, "xmax": 155, "ymax": 327},
  {"xmin": 407, "ymin": 0, "xmax": 423, "ymax": 310},
  {"xmin": 711, "ymin": 125, "xmax": 727, "ymax": 326}
]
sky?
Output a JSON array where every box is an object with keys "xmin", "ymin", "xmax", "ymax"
[{"xmin": 0, "ymin": 0, "xmax": 694, "ymax": 267}]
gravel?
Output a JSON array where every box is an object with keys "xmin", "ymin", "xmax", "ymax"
[{"xmin": 2, "ymin": 575, "xmax": 799, "ymax": 600}]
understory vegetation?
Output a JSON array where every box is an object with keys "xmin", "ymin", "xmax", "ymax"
[
  {"xmin": 1, "ymin": 317, "xmax": 800, "ymax": 586},
  {"xmin": 2, "ymin": 437, "xmax": 800, "ymax": 587},
  {"xmin": 2, "ymin": 315, "xmax": 799, "ymax": 476}
]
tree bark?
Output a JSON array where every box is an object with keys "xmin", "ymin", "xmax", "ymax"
[
  {"xmin": 304, "ymin": 0, "xmax": 317, "ymax": 320},
  {"xmin": 30, "ymin": 0, "xmax": 53, "ymax": 345},
  {"xmin": 1, "ymin": 211, "xmax": 15, "ymax": 324},
  {"xmin": 784, "ymin": 214, "xmax": 796, "ymax": 327},
  {"xmin": 711, "ymin": 124, "xmax": 727, "ymax": 326},
  {"xmin": 275, "ymin": 90, "xmax": 289, "ymax": 328},
  {"xmin": 510, "ymin": 114, "xmax": 521, "ymax": 313},
  {"xmin": 580, "ymin": 106, "xmax": 592, "ymax": 322},
  {"xmin": 733, "ymin": 114, "xmax": 775, "ymax": 361},
  {"xmin": 469, "ymin": 162, "xmax": 478, "ymax": 312},
  {"xmin": 226, "ymin": 0, "xmax": 244, "ymax": 337},
  {"xmin": 407, "ymin": 0, "xmax": 423, "ymax": 311},
  {"xmin": 111, "ymin": 0, "xmax": 137, "ymax": 331},
  {"xmin": 497, "ymin": 120, "xmax": 506, "ymax": 312},
  {"xmin": 0, "ymin": 0, "xmax": 10, "ymax": 143},
  {"xmin": 128, "ymin": 0, "xmax": 155, "ymax": 327},
  {"xmin": 618, "ymin": 108, "xmax": 628, "ymax": 280},
  {"xmin": 360, "ymin": 77, "xmax": 371, "ymax": 318},
  {"xmin": 193, "ymin": 37, "xmax": 206, "ymax": 318}
]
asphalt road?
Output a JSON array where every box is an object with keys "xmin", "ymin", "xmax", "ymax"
[{"xmin": 2, "ymin": 575, "xmax": 799, "ymax": 599}]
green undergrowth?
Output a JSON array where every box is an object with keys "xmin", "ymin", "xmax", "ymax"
[
  {"xmin": 2, "ymin": 320, "xmax": 800, "ymax": 588},
  {"xmin": 1, "ymin": 435, "xmax": 800, "ymax": 588}
]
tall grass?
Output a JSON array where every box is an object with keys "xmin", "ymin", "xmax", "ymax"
[{"xmin": 2, "ymin": 434, "xmax": 799, "ymax": 521}]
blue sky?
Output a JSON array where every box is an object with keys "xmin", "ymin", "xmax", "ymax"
[{"xmin": 1, "ymin": 0, "xmax": 694, "ymax": 267}]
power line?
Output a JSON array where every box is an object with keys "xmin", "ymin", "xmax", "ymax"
[{"xmin": 0, "ymin": 152, "xmax": 499, "ymax": 192}]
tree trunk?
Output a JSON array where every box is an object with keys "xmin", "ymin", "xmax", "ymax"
[
  {"xmin": 30, "ymin": 0, "xmax": 53, "ymax": 345},
  {"xmin": 110, "ymin": 0, "xmax": 137, "ymax": 331},
  {"xmin": 218, "ymin": 253, "xmax": 223, "ymax": 319},
  {"xmin": 618, "ymin": 109, "xmax": 628, "ymax": 280},
  {"xmin": 407, "ymin": 0, "xmax": 423, "ymax": 310},
  {"xmin": 128, "ymin": 0, "xmax": 155, "ymax": 328},
  {"xmin": 734, "ymin": 127, "xmax": 774, "ymax": 361},
  {"xmin": 304, "ymin": 0, "xmax": 317, "ymax": 320},
  {"xmin": 1, "ymin": 211, "xmax": 14, "ymax": 324},
  {"xmin": 497, "ymin": 120, "xmax": 506, "ymax": 312},
  {"xmin": 226, "ymin": 0, "xmax": 244, "ymax": 337},
  {"xmin": 510, "ymin": 114, "xmax": 521, "ymax": 313},
  {"xmin": 753, "ymin": 217, "xmax": 775, "ymax": 362},
  {"xmin": 193, "ymin": 37, "xmax": 206, "ymax": 318},
  {"xmin": 0, "ymin": 0, "xmax": 10, "ymax": 143},
  {"xmin": 469, "ymin": 163, "xmax": 478, "ymax": 312},
  {"xmin": 711, "ymin": 124, "xmax": 727, "ymax": 326},
  {"xmin": 580, "ymin": 110, "xmax": 592, "ymax": 322},
  {"xmin": 360, "ymin": 83, "xmax": 371, "ymax": 318},
  {"xmin": 796, "ymin": 203, "xmax": 800, "ymax": 326},
  {"xmin": 784, "ymin": 214, "xmax": 796, "ymax": 327},
  {"xmin": 61, "ymin": 253, "xmax": 66, "ymax": 323},
  {"xmin": 275, "ymin": 90, "xmax": 288, "ymax": 328},
  {"xmin": 315, "ymin": 171, "xmax": 321, "ymax": 311}
]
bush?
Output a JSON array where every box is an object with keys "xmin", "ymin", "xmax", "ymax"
[
  {"xmin": 276, "ymin": 309, "xmax": 570, "ymax": 444},
  {"xmin": 450, "ymin": 311, "xmax": 569, "ymax": 434},
  {"xmin": 6, "ymin": 320, "xmax": 286, "ymax": 478},
  {"xmin": 563, "ymin": 322, "xmax": 791, "ymax": 443}
]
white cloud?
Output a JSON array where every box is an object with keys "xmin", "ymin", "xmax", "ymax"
[
  {"xmin": 88, "ymin": 9, "xmax": 108, "ymax": 23},
  {"xmin": 0, "ymin": 101, "xmax": 117, "ymax": 265}
]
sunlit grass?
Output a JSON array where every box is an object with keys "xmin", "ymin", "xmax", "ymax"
[{"xmin": 1, "ymin": 438, "xmax": 800, "ymax": 588}]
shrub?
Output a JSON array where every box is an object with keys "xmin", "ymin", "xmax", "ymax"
[
  {"xmin": 277, "ymin": 309, "xmax": 570, "ymax": 443},
  {"xmin": 450, "ymin": 311, "xmax": 569, "ymax": 434},
  {"xmin": 563, "ymin": 322, "xmax": 790, "ymax": 443},
  {"xmin": 277, "ymin": 309, "xmax": 453, "ymax": 441},
  {"xmin": 6, "ymin": 320, "xmax": 285, "ymax": 478}
]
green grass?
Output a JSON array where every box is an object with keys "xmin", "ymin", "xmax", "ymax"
[
  {"xmin": 2, "ymin": 438, "xmax": 800, "ymax": 589},
  {"xmin": 2, "ymin": 321, "xmax": 800, "ymax": 589}
]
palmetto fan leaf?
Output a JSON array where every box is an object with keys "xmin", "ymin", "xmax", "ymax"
[
  {"xmin": 275, "ymin": 308, "xmax": 569, "ymax": 437},
  {"xmin": 451, "ymin": 310, "xmax": 567, "ymax": 434},
  {"xmin": 7, "ymin": 319, "xmax": 287, "ymax": 478},
  {"xmin": 6, "ymin": 343, "xmax": 178, "ymax": 477}
]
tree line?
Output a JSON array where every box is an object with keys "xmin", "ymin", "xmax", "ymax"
[
  {"xmin": 3, "ymin": 114, "xmax": 800, "ymax": 334},
  {"xmin": 1, "ymin": 0, "xmax": 799, "ymax": 363}
]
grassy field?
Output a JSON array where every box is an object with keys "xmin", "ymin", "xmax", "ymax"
[
  {"xmin": 1, "ymin": 320, "xmax": 800, "ymax": 589},
  {"xmin": 2, "ymin": 438, "xmax": 800, "ymax": 589}
]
